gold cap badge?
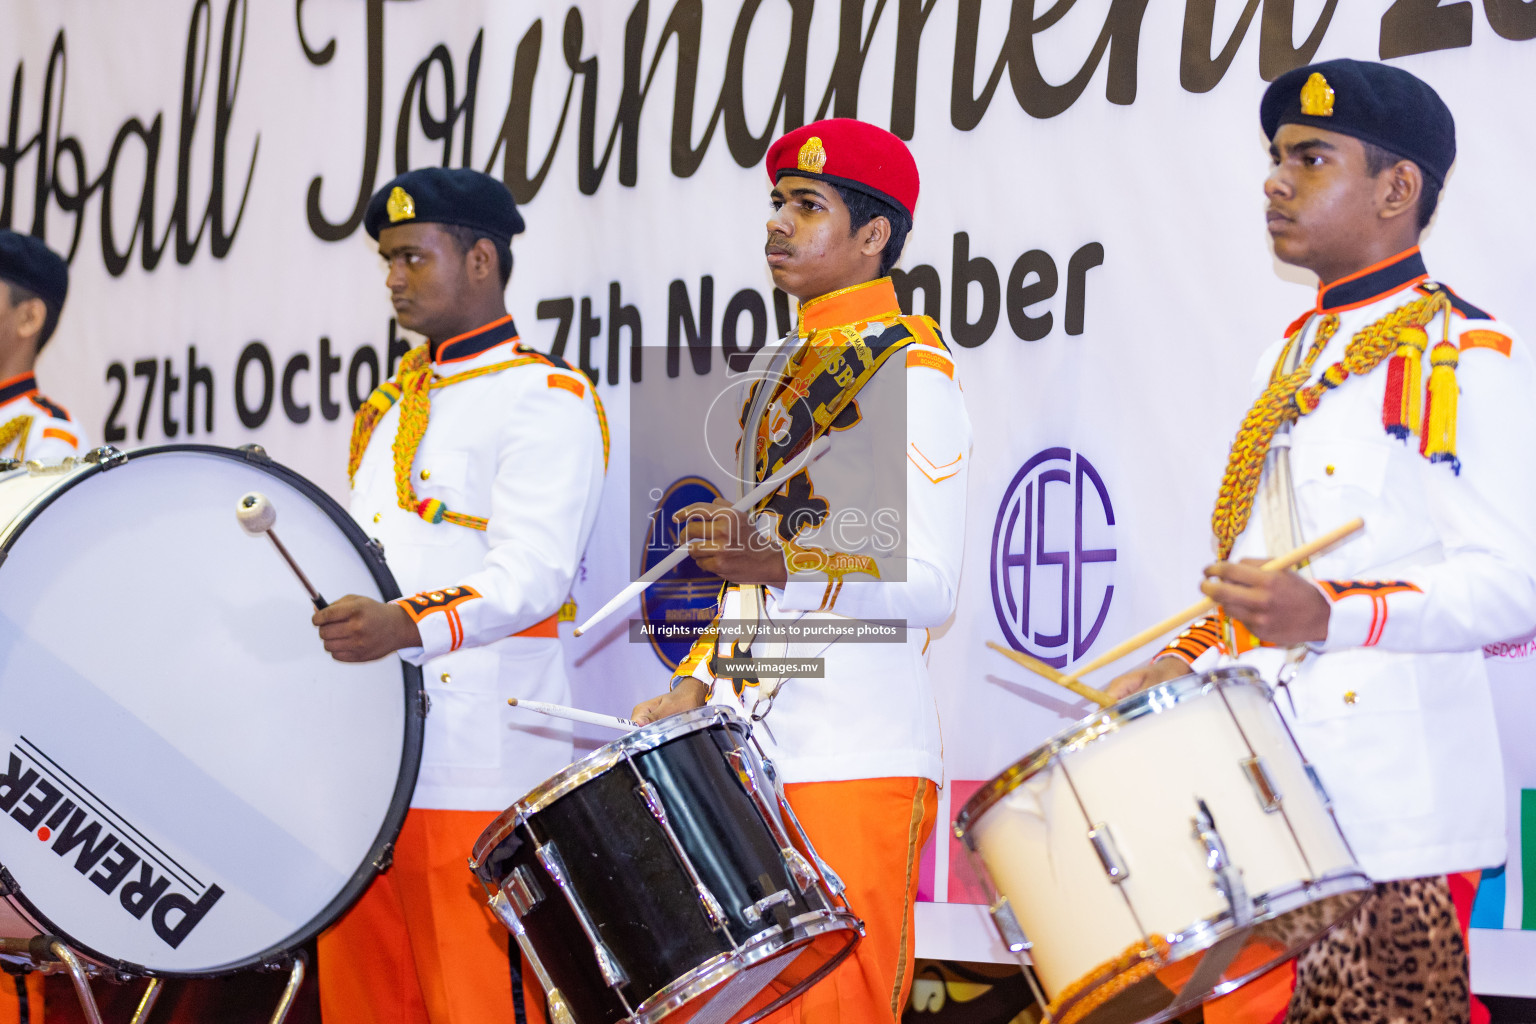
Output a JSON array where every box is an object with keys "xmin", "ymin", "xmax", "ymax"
[
  {"xmin": 797, "ymin": 136, "xmax": 827, "ymax": 174},
  {"xmin": 1300, "ymin": 72, "xmax": 1335, "ymax": 118},
  {"xmin": 386, "ymin": 186, "xmax": 416, "ymax": 223}
]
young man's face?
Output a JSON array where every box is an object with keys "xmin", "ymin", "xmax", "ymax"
[
  {"xmin": 1264, "ymin": 124, "xmax": 1400, "ymax": 282},
  {"xmin": 765, "ymin": 175, "xmax": 880, "ymax": 302},
  {"xmin": 377, "ymin": 222, "xmax": 476, "ymax": 341}
]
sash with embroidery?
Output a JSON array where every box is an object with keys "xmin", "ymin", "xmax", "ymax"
[{"xmin": 749, "ymin": 323, "xmax": 918, "ymax": 501}]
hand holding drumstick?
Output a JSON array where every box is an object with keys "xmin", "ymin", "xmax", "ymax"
[{"xmin": 991, "ymin": 519, "xmax": 1364, "ymax": 706}]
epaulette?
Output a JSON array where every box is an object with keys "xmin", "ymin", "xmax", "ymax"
[
  {"xmin": 28, "ymin": 394, "xmax": 70, "ymax": 421},
  {"xmin": 515, "ymin": 342, "xmax": 579, "ymax": 374},
  {"xmin": 1418, "ymin": 281, "xmax": 1492, "ymax": 321},
  {"xmin": 898, "ymin": 314, "xmax": 950, "ymax": 352}
]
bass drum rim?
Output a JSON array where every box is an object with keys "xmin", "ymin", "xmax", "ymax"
[{"xmin": 0, "ymin": 443, "xmax": 425, "ymax": 978}]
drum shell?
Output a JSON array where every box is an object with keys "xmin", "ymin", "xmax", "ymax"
[
  {"xmin": 475, "ymin": 715, "xmax": 833, "ymax": 1023},
  {"xmin": 0, "ymin": 447, "xmax": 422, "ymax": 977},
  {"xmin": 960, "ymin": 669, "xmax": 1362, "ymax": 1001}
]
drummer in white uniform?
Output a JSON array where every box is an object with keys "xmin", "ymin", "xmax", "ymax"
[
  {"xmin": 0, "ymin": 231, "xmax": 84, "ymax": 464},
  {"xmin": 1110, "ymin": 59, "xmax": 1536, "ymax": 1023},
  {"xmin": 632, "ymin": 118, "xmax": 972, "ymax": 1023},
  {"xmin": 311, "ymin": 168, "xmax": 607, "ymax": 1024}
]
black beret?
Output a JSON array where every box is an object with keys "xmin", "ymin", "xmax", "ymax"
[
  {"xmin": 1261, "ymin": 58, "xmax": 1455, "ymax": 187},
  {"xmin": 0, "ymin": 230, "xmax": 67, "ymax": 314},
  {"xmin": 364, "ymin": 167, "xmax": 525, "ymax": 243}
]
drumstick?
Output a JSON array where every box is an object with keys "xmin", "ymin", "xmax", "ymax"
[
  {"xmin": 508, "ymin": 698, "xmax": 637, "ymax": 731},
  {"xmin": 237, "ymin": 492, "xmax": 329, "ymax": 610},
  {"xmin": 573, "ymin": 435, "xmax": 833, "ymax": 637},
  {"xmin": 1061, "ymin": 517, "xmax": 1365, "ymax": 682},
  {"xmin": 986, "ymin": 642, "xmax": 1115, "ymax": 708}
]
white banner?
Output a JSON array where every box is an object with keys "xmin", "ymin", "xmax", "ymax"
[{"xmin": 3, "ymin": 0, "xmax": 1535, "ymax": 985}]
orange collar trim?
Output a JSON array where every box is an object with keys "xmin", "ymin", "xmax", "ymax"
[
  {"xmin": 797, "ymin": 278, "xmax": 902, "ymax": 336},
  {"xmin": 0, "ymin": 373, "xmax": 38, "ymax": 405},
  {"xmin": 1314, "ymin": 246, "xmax": 1426, "ymax": 314},
  {"xmin": 434, "ymin": 315, "xmax": 519, "ymax": 365}
]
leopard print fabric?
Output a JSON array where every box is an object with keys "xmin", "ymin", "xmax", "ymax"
[{"xmin": 1285, "ymin": 876, "xmax": 1470, "ymax": 1024}]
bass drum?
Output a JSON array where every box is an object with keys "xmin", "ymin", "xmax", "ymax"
[{"xmin": 0, "ymin": 445, "xmax": 423, "ymax": 976}]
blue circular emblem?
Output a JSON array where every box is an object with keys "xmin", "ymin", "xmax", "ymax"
[
  {"xmin": 639, "ymin": 476, "xmax": 725, "ymax": 670},
  {"xmin": 990, "ymin": 448, "xmax": 1117, "ymax": 669}
]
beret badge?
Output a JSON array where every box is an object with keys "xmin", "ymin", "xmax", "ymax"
[
  {"xmin": 1300, "ymin": 72, "xmax": 1335, "ymax": 118},
  {"xmin": 797, "ymin": 136, "xmax": 827, "ymax": 174},
  {"xmin": 387, "ymin": 186, "xmax": 416, "ymax": 223}
]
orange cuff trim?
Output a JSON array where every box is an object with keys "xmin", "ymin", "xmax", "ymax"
[
  {"xmin": 41, "ymin": 427, "xmax": 77, "ymax": 447},
  {"xmin": 1460, "ymin": 329, "xmax": 1511, "ymax": 357},
  {"xmin": 1163, "ymin": 617, "xmax": 1223, "ymax": 663},
  {"xmin": 1318, "ymin": 580, "xmax": 1420, "ymax": 648},
  {"xmin": 396, "ymin": 585, "xmax": 482, "ymax": 625},
  {"xmin": 1316, "ymin": 580, "xmax": 1421, "ymax": 601},
  {"xmin": 547, "ymin": 373, "xmax": 586, "ymax": 398}
]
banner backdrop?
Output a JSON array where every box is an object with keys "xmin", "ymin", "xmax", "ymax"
[{"xmin": 3, "ymin": 0, "xmax": 1535, "ymax": 993}]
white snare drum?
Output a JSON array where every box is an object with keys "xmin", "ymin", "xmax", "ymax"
[
  {"xmin": 0, "ymin": 445, "xmax": 423, "ymax": 977},
  {"xmin": 955, "ymin": 666, "xmax": 1370, "ymax": 1024}
]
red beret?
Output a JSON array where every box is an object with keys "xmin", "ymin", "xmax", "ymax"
[{"xmin": 765, "ymin": 119, "xmax": 919, "ymax": 220}]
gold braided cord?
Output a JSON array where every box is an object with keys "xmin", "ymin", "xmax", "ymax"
[
  {"xmin": 349, "ymin": 342, "xmax": 608, "ymax": 532},
  {"xmin": 1210, "ymin": 316, "xmax": 1338, "ymax": 560},
  {"xmin": 1211, "ymin": 291, "xmax": 1451, "ymax": 559},
  {"xmin": 0, "ymin": 415, "xmax": 32, "ymax": 460}
]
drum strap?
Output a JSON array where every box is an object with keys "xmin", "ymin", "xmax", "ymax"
[{"xmin": 0, "ymin": 414, "xmax": 31, "ymax": 460}]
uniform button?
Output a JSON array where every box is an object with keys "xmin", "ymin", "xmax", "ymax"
[
  {"xmin": 420, "ymin": 469, "xmax": 432, "ymax": 480},
  {"xmin": 373, "ymin": 512, "xmax": 382, "ymax": 523},
  {"xmin": 1325, "ymin": 465, "xmax": 1336, "ymax": 476},
  {"xmin": 1343, "ymin": 690, "xmax": 1357, "ymax": 705},
  {"xmin": 440, "ymin": 673, "xmax": 451, "ymax": 685}
]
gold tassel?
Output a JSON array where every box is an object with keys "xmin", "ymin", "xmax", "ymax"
[{"xmin": 1421, "ymin": 340, "xmax": 1460, "ymax": 473}]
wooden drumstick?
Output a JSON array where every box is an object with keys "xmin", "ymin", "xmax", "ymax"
[
  {"xmin": 573, "ymin": 435, "xmax": 833, "ymax": 637},
  {"xmin": 237, "ymin": 492, "xmax": 329, "ymax": 610},
  {"xmin": 1061, "ymin": 517, "xmax": 1365, "ymax": 683},
  {"xmin": 508, "ymin": 698, "xmax": 637, "ymax": 731},
  {"xmin": 986, "ymin": 642, "xmax": 1115, "ymax": 708}
]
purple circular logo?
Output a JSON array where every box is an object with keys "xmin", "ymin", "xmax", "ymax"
[{"xmin": 990, "ymin": 448, "xmax": 1117, "ymax": 668}]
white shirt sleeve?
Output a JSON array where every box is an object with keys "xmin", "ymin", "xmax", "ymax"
[
  {"xmin": 398, "ymin": 370, "xmax": 605, "ymax": 661},
  {"xmin": 771, "ymin": 354, "xmax": 972, "ymax": 627},
  {"xmin": 1320, "ymin": 319, "xmax": 1536, "ymax": 652}
]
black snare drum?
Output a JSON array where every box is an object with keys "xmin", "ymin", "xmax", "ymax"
[{"xmin": 469, "ymin": 706, "xmax": 860, "ymax": 1024}]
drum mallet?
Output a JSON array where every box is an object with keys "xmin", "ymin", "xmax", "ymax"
[{"xmin": 237, "ymin": 492, "xmax": 329, "ymax": 609}]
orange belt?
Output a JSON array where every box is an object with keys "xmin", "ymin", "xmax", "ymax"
[{"xmin": 514, "ymin": 613, "xmax": 559, "ymax": 638}]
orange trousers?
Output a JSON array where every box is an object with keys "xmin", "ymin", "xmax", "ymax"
[
  {"xmin": 317, "ymin": 808, "xmax": 515, "ymax": 1024},
  {"xmin": 761, "ymin": 777, "xmax": 938, "ymax": 1023},
  {"xmin": 0, "ymin": 973, "xmax": 44, "ymax": 1024}
]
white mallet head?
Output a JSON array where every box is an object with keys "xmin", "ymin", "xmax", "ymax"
[{"xmin": 237, "ymin": 492, "xmax": 277, "ymax": 535}]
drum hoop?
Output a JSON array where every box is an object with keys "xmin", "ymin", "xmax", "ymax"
[
  {"xmin": 0, "ymin": 444, "xmax": 425, "ymax": 977},
  {"xmin": 953, "ymin": 666, "xmax": 1270, "ymax": 840},
  {"xmin": 470, "ymin": 704, "xmax": 748, "ymax": 868},
  {"xmin": 1052, "ymin": 868, "xmax": 1372, "ymax": 1023},
  {"xmin": 630, "ymin": 908, "xmax": 862, "ymax": 1024}
]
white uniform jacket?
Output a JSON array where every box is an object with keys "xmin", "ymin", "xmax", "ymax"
[
  {"xmin": 349, "ymin": 315, "xmax": 607, "ymax": 811},
  {"xmin": 676, "ymin": 278, "xmax": 972, "ymax": 785},
  {"xmin": 1187, "ymin": 247, "xmax": 1536, "ymax": 881},
  {"xmin": 0, "ymin": 372, "xmax": 83, "ymax": 462}
]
